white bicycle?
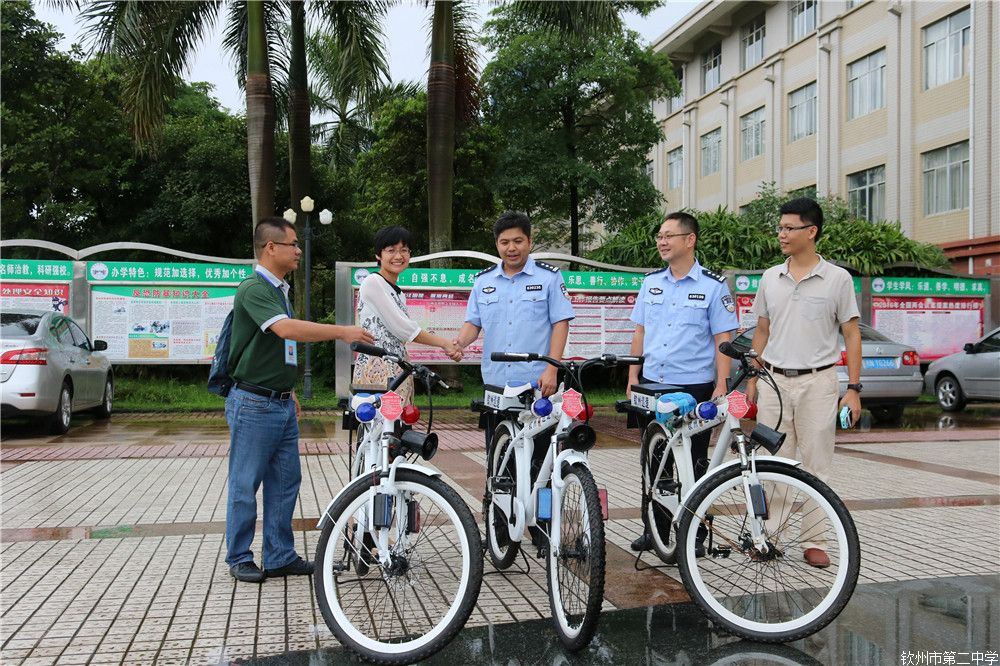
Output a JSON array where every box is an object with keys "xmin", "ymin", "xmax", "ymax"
[
  {"xmin": 314, "ymin": 342, "xmax": 483, "ymax": 665},
  {"xmin": 616, "ymin": 342, "xmax": 860, "ymax": 643},
  {"xmin": 474, "ymin": 351, "xmax": 642, "ymax": 650}
]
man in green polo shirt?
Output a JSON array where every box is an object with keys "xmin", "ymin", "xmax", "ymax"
[{"xmin": 226, "ymin": 216, "xmax": 372, "ymax": 584}]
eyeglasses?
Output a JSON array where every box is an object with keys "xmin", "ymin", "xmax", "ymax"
[
  {"xmin": 271, "ymin": 240, "xmax": 301, "ymax": 249},
  {"xmin": 382, "ymin": 247, "xmax": 411, "ymax": 256},
  {"xmin": 655, "ymin": 232, "xmax": 693, "ymax": 242},
  {"xmin": 775, "ymin": 224, "xmax": 815, "ymax": 235}
]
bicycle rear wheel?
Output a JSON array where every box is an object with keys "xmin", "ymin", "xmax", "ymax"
[
  {"xmin": 547, "ymin": 462, "xmax": 606, "ymax": 651},
  {"xmin": 315, "ymin": 469, "xmax": 484, "ymax": 664},
  {"xmin": 676, "ymin": 462, "xmax": 859, "ymax": 643},
  {"xmin": 641, "ymin": 426, "xmax": 679, "ymax": 564},
  {"xmin": 485, "ymin": 423, "xmax": 520, "ymax": 569}
]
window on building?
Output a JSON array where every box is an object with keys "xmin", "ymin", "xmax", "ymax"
[
  {"xmin": 667, "ymin": 147, "xmax": 684, "ymax": 189},
  {"xmin": 740, "ymin": 107, "xmax": 765, "ymax": 161},
  {"xmin": 702, "ymin": 44, "xmax": 721, "ymax": 94},
  {"xmin": 788, "ymin": 82, "xmax": 817, "ymax": 142},
  {"xmin": 645, "ymin": 159, "xmax": 655, "ymax": 183},
  {"xmin": 923, "ymin": 141, "xmax": 969, "ymax": 215},
  {"xmin": 741, "ymin": 16, "xmax": 766, "ymax": 70},
  {"xmin": 669, "ymin": 66, "xmax": 685, "ymax": 113},
  {"xmin": 923, "ymin": 8, "xmax": 971, "ymax": 90},
  {"xmin": 789, "ymin": 185, "xmax": 817, "ymax": 199},
  {"xmin": 847, "ymin": 165, "xmax": 885, "ymax": 221},
  {"xmin": 790, "ymin": 0, "xmax": 816, "ymax": 41},
  {"xmin": 847, "ymin": 49, "xmax": 886, "ymax": 119},
  {"xmin": 700, "ymin": 129, "xmax": 721, "ymax": 177}
]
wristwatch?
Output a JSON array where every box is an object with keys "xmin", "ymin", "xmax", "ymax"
[{"xmin": 846, "ymin": 383, "xmax": 863, "ymax": 393}]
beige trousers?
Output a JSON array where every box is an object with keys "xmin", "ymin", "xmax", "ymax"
[{"xmin": 756, "ymin": 366, "xmax": 838, "ymax": 551}]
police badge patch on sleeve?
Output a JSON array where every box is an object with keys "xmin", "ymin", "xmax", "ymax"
[
  {"xmin": 560, "ymin": 283, "xmax": 570, "ymax": 299},
  {"xmin": 721, "ymin": 294, "xmax": 735, "ymax": 312}
]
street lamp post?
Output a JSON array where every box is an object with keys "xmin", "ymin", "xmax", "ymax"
[{"xmin": 284, "ymin": 199, "xmax": 332, "ymax": 400}]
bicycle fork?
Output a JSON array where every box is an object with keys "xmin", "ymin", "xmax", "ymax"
[{"xmin": 734, "ymin": 433, "xmax": 772, "ymax": 554}]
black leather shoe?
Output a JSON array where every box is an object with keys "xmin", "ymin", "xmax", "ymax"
[
  {"xmin": 630, "ymin": 532, "xmax": 653, "ymax": 552},
  {"xmin": 230, "ymin": 562, "xmax": 265, "ymax": 583},
  {"xmin": 266, "ymin": 556, "xmax": 315, "ymax": 577}
]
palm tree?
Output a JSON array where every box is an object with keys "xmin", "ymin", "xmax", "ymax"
[{"xmin": 426, "ymin": 0, "xmax": 480, "ymax": 256}]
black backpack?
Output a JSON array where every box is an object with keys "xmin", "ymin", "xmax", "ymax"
[{"xmin": 207, "ymin": 309, "xmax": 236, "ymax": 397}]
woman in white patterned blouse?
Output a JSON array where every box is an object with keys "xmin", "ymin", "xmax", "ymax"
[{"xmin": 352, "ymin": 226, "xmax": 463, "ymax": 403}]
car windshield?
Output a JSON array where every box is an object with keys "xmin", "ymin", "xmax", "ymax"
[{"xmin": 1, "ymin": 313, "xmax": 43, "ymax": 337}]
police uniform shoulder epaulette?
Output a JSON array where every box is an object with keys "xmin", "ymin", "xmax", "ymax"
[
  {"xmin": 701, "ymin": 267, "xmax": 726, "ymax": 283},
  {"xmin": 645, "ymin": 267, "xmax": 668, "ymax": 277},
  {"xmin": 474, "ymin": 264, "xmax": 498, "ymax": 278},
  {"xmin": 535, "ymin": 260, "xmax": 560, "ymax": 273}
]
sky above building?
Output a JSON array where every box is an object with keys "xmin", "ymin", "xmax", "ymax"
[{"xmin": 32, "ymin": 0, "xmax": 698, "ymax": 114}]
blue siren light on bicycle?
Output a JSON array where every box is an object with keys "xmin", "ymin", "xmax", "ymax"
[
  {"xmin": 696, "ymin": 401, "xmax": 718, "ymax": 420},
  {"xmin": 355, "ymin": 402, "xmax": 377, "ymax": 423},
  {"xmin": 531, "ymin": 397, "xmax": 553, "ymax": 417},
  {"xmin": 655, "ymin": 392, "xmax": 697, "ymax": 423}
]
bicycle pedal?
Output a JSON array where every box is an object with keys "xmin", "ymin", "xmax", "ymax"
[
  {"xmin": 656, "ymin": 479, "xmax": 680, "ymax": 494},
  {"xmin": 710, "ymin": 546, "xmax": 732, "ymax": 559},
  {"xmin": 490, "ymin": 476, "xmax": 515, "ymax": 493}
]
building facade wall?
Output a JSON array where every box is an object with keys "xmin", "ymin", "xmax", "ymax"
[{"xmin": 649, "ymin": 0, "xmax": 998, "ymax": 272}]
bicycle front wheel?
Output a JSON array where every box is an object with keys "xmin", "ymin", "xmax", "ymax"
[
  {"xmin": 315, "ymin": 469, "xmax": 484, "ymax": 665},
  {"xmin": 547, "ymin": 462, "xmax": 606, "ymax": 651},
  {"xmin": 676, "ymin": 462, "xmax": 859, "ymax": 643}
]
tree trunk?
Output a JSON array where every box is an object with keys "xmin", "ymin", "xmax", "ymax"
[
  {"xmin": 246, "ymin": 0, "xmax": 276, "ymax": 232},
  {"xmin": 427, "ymin": 1, "xmax": 455, "ymax": 260},
  {"xmin": 563, "ymin": 101, "xmax": 579, "ymax": 258},
  {"xmin": 288, "ymin": 0, "xmax": 311, "ymax": 315}
]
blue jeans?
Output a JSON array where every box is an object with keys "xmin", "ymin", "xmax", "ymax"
[{"xmin": 224, "ymin": 387, "xmax": 301, "ymax": 569}]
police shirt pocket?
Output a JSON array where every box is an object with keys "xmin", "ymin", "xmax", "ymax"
[
  {"xmin": 644, "ymin": 295, "xmax": 665, "ymax": 308},
  {"xmin": 478, "ymin": 293, "xmax": 502, "ymax": 322},
  {"xmin": 519, "ymin": 291, "xmax": 548, "ymax": 317},
  {"xmin": 680, "ymin": 299, "xmax": 709, "ymax": 325},
  {"xmin": 802, "ymin": 296, "xmax": 830, "ymax": 321}
]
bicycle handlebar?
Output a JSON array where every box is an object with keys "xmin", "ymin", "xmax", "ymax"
[
  {"xmin": 351, "ymin": 342, "xmax": 450, "ymax": 390},
  {"xmin": 351, "ymin": 341, "xmax": 388, "ymax": 357}
]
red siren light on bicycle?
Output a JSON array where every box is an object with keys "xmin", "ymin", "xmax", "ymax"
[
  {"xmin": 584, "ymin": 403, "xmax": 595, "ymax": 420},
  {"xmin": 355, "ymin": 402, "xmax": 377, "ymax": 423},
  {"xmin": 532, "ymin": 397, "xmax": 553, "ymax": 417},
  {"xmin": 401, "ymin": 404, "xmax": 420, "ymax": 425}
]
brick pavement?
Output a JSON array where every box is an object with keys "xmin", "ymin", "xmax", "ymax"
[{"xmin": 1, "ymin": 410, "xmax": 998, "ymax": 664}]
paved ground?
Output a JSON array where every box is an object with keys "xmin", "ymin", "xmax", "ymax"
[{"xmin": 1, "ymin": 408, "xmax": 998, "ymax": 665}]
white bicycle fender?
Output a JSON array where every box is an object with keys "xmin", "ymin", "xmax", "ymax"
[
  {"xmin": 684, "ymin": 456, "xmax": 801, "ymax": 500},
  {"xmin": 317, "ymin": 463, "xmax": 442, "ymax": 528}
]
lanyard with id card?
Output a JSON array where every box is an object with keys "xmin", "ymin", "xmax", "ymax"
[{"xmin": 258, "ymin": 271, "xmax": 298, "ymax": 367}]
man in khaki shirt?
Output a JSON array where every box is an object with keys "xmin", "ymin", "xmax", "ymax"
[{"xmin": 748, "ymin": 198, "xmax": 862, "ymax": 569}]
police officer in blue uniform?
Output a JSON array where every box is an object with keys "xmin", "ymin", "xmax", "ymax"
[
  {"xmin": 626, "ymin": 211, "xmax": 739, "ymax": 552},
  {"xmin": 455, "ymin": 211, "xmax": 575, "ymax": 445}
]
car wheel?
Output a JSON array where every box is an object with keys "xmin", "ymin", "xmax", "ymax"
[
  {"xmin": 49, "ymin": 381, "xmax": 72, "ymax": 435},
  {"xmin": 94, "ymin": 375, "xmax": 113, "ymax": 419},
  {"xmin": 870, "ymin": 405, "xmax": 904, "ymax": 425},
  {"xmin": 935, "ymin": 374, "xmax": 966, "ymax": 412}
]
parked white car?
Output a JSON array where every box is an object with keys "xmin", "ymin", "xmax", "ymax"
[
  {"xmin": 1, "ymin": 310, "xmax": 113, "ymax": 433},
  {"xmin": 925, "ymin": 327, "xmax": 1000, "ymax": 412}
]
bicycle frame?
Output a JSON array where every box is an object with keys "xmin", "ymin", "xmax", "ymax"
[{"xmin": 491, "ymin": 390, "xmax": 590, "ymax": 555}]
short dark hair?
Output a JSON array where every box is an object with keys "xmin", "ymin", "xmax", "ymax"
[
  {"xmin": 779, "ymin": 197, "xmax": 824, "ymax": 241},
  {"xmin": 253, "ymin": 217, "xmax": 295, "ymax": 258},
  {"xmin": 374, "ymin": 226, "xmax": 412, "ymax": 261},
  {"xmin": 664, "ymin": 211, "xmax": 699, "ymax": 238},
  {"xmin": 493, "ymin": 211, "xmax": 531, "ymax": 239}
]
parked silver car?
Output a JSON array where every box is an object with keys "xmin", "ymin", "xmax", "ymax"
[
  {"xmin": 924, "ymin": 326, "xmax": 1000, "ymax": 412},
  {"xmin": 1, "ymin": 310, "xmax": 113, "ymax": 433},
  {"xmin": 730, "ymin": 322, "xmax": 924, "ymax": 424}
]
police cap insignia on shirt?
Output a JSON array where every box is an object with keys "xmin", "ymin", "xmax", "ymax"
[
  {"xmin": 702, "ymin": 267, "xmax": 726, "ymax": 283},
  {"xmin": 721, "ymin": 294, "xmax": 735, "ymax": 312},
  {"xmin": 649, "ymin": 287, "xmax": 663, "ymax": 295},
  {"xmin": 525, "ymin": 284, "xmax": 543, "ymax": 292},
  {"xmin": 482, "ymin": 286, "xmax": 496, "ymax": 294},
  {"xmin": 536, "ymin": 261, "xmax": 560, "ymax": 273},
  {"xmin": 688, "ymin": 293, "xmax": 706, "ymax": 301}
]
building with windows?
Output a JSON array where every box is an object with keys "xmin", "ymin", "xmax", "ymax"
[{"xmin": 647, "ymin": 0, "xmax": 998, "ymax": 274}]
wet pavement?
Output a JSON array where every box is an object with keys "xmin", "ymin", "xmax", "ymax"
[{"xmin": 1, "ymin": 407, "xmax": 998, "ymax": 665}]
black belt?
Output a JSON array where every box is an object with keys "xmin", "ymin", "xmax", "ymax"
[
  {"xmin": 763, "ymin": 361, "xmax": 835, "ymax": 377},
  {"xmin": 234, "ymin": 381, "xmax": 293, "ymax": 400}
]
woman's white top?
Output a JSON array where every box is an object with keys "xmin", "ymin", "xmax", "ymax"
[{"xmin": 356, "ymin": 273, "xmax": 421, "ymax": 357}]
